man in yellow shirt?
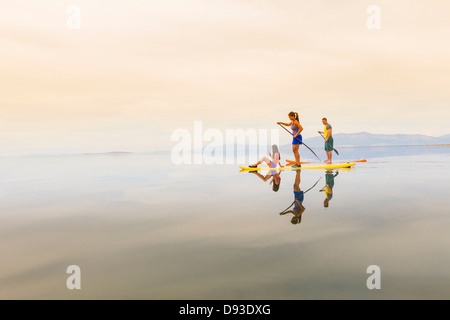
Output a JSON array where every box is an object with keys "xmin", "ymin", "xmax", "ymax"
[{"xmin": 318, "ymin": 118, "xmax": 333, "ymax": 164}]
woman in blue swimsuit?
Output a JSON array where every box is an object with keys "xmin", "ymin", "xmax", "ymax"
[{"xmin": 278, "ymin": 111, "xmax": 303, "ymax": 168}]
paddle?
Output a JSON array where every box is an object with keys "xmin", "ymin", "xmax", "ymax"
[
  {"xmin": 278, "ymin": 123, "xmax": 322, "ymax": 162},
  {"xmin": 319, "ymin": 132, "xmax": 339, "ymax": 156},
  {"xmin": 279, "ymin": 177, "xmax": 322, "ymax": 214}
]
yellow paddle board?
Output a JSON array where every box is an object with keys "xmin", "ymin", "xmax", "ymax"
[{"xmin": 240, "ymin": 162, "xmax": 356, "ymax": 171}]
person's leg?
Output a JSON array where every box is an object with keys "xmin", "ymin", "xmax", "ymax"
[
  {"xmin": 324, "ymin": 151, "xmax": 330, "ymax": 163},
  {"xmin": 293, "ymin": 145, "xmax": 300, "ymax": 165},
  {"xmin": 262, "ymin": 156, "xmax": 272, "ymax": 167},
  {"xmin": 294, "ymin": 170, "xmax": 301, "ymax": 191},
  {"xmin": 251, "ymin": 156, "xmax": 271, "ymax": 167},
  {"xmin": 326, "ymin": 138, "xmax": 333, "ymax": 163},
  {"xmin": 251, "ymin": 159, "xmax": 262, "ymax": 166}
]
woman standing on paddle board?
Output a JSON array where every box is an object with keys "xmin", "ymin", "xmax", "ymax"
[{"xmin": 277, "ymin": 112, "xmax": 303, "ymax": 168}]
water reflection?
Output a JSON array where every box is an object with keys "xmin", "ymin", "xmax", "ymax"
[
  {"xmin": 1, "ymin": 150, "xmax": 450, "ymax": 299},
  {"xmin": 320, "ymin": 170, "xmax": 339, "ymax": 208},
  {"xmin": 248, "ymin": 169, "xmax": 282, "ymax": 192},
  {"xmin": 278, "ymin": 170, "xmax": 321, "ymax": 225},
  {"xmin": 279, "ymin": 170, "xmax": 304, "ymax": 224}
]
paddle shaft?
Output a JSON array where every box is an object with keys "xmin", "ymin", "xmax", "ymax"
[
  {"xmin": 278, "ymin": 123, "xmax": 322, "ymax": 162},
  {"xmin": 319, "ymin": 172, "xmax": 339, "ymax": 192},
  {"xmin": 319, "ymin": 132, "xmax": 339, "ymax": 156}
]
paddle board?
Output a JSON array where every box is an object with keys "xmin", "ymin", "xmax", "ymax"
[{"xmin": 240, "ymin": 162, "xmax": 356, "ymax": 171}]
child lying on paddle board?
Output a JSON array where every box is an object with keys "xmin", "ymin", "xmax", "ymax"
[{"xmin": 248, "ymin": 144, "xmax": 283, "ymax": 169}]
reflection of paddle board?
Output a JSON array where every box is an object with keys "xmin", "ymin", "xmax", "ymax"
[{"xmin": 240, "ymin": 162, "xmax": 356, "ymax": 171}]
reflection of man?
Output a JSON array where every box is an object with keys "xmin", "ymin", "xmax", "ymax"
[
  {"xmin": 320, "ymin": 170, "xmax": 339, "ymax": 207},
  {"xmin": 280, "ymin": 170, "xmax": 305, "ymax": 224}
]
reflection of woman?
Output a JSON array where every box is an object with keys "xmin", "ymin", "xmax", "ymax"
[
  {"xmin": 280, "ymin": 170, "xmax": 305, "ymax": 224},
  {"xmin": 320, "ymin": 170, "xmax": 338, "ymax": 207}
]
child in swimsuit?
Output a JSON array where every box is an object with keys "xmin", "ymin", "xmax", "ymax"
[{"xmin": 249, "ymin": 144, "xmax": 282, "ymax": 169}]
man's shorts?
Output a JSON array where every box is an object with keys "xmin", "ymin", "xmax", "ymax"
[{"xmin": 325, "ymin": 137, "xmax": 334, "ymax": 151}]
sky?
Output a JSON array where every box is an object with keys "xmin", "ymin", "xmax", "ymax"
[{"xmin": 1, "ymin": 0, "xmax": 449, "ymax": 155}]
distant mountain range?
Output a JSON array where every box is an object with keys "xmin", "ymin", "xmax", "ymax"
[
  {"xmin": 189, "ymin": 132, "xmax": 450, "ymax": 156},
  {"xmin": 297, "ymin": 132, "xmax": 450, "ymax": 148}
]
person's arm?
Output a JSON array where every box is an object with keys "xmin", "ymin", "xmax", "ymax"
[
  {"xmin": 295, "ymin": 200, "xmax": 306, "ymax": 215},
  {"xmin": 277, "ymin": 121, "xmax": 293, "ymax": 126}
]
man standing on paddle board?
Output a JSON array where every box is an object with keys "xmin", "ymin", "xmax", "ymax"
[
  {"xmin": 318, "ymin": 118, "xmax": 333, "ymax": 164},
  {"xmin": 277, "ymin": 112, "xmax": 303, "ymax": 168}
]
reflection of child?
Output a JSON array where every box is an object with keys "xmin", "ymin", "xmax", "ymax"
[{"xmin": 250, "ymin": 170, "xmax": 281, "ymax": 192}]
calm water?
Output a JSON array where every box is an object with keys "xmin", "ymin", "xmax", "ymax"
[{"xmin": 0, "ymin": 146, "xmax": 449, "ymax": 299}]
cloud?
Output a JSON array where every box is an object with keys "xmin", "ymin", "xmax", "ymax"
[{"xmin": 1, "ymin": 0, "xmax": 449, "ymax": 154}]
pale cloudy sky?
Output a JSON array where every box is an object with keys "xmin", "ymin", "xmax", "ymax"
[{"xmin": 1, "ymin": 0, "xmax": 449, "ymax": 154}]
